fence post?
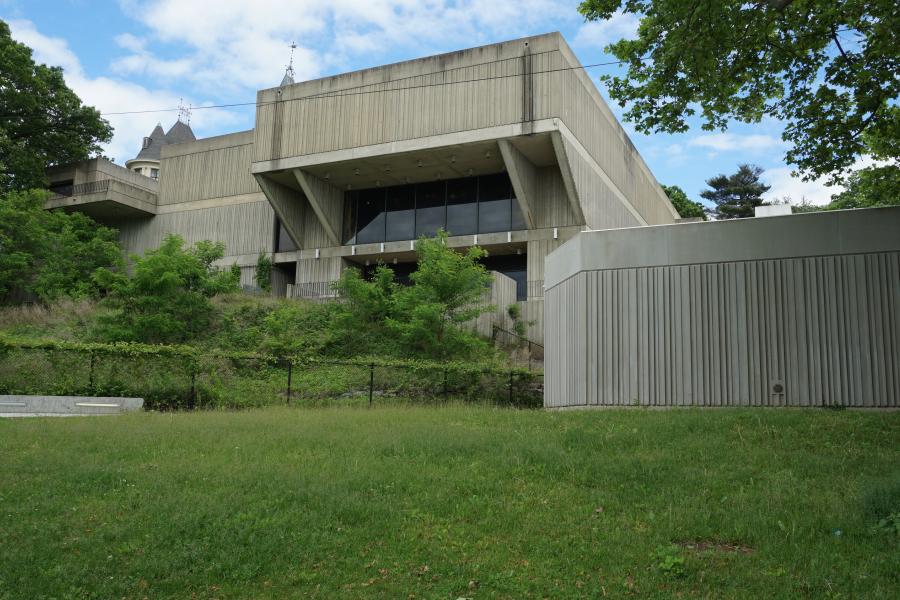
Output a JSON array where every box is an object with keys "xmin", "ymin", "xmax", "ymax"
[
  {"xmin": 286, "ymin": 359, "xmax": 293, "ymax": 405},
  {"xmin": 190, "ymin": 369, "xmax": 196, "ymax": 409},
  {"xmin": 368, "ymin": 363, "xmax": 375, "ymax": 408},
  {"xmin": 508, "ymin": 369, "xmax": 514, "ymax": 405},
  {"xmin": 443, "ymin": 368, "xmax": 448, "ymax": 401},
  {"xmin": 88, "ymin": 350, "xmax": 96, "ymax": 392}
]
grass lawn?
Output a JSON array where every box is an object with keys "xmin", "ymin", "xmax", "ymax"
[{"xmin": 1, "ymin": 407, "xmax": 898, "ymax": 599}]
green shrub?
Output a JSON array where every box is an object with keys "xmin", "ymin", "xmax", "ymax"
[
  {"xmin": 653, "ymin": 545, "xmax": 686, "ymax": 578},
  {"xmin": 332, "ymin": 231, "xmax": 496, "ymax": 360},
  {"xmin": 93, "ymin": 235, "xmax": 240, "ymax": 344},
  {"xmin": 0, "ymin": 189, "xmax": 122, "ymax": 303},
  {"xmin": 255, "ymin": 253, "xmax": 273, "ymax": 292}
]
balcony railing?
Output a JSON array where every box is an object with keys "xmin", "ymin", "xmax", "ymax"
[
  {"xmin": 49, "ymin": 180, "xmax": 110, "ymax": 199},
  {"xmin": 287, "ymin": 281, "xmax": 340, "ymax": 300}
]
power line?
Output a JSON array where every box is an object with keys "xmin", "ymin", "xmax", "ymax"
[{"xmin": 98, "ymin": 54, "xmax": 640, "ymax": 117}]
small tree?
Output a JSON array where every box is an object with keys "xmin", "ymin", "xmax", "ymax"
[
  {"xmin": 388, "ymin": 232, "xmax": 494, "ymax": 358},
  {"xmin": 93, "ymin": 234, "xmax": 240, "ymax": 343},
  {"xmin": 701, "ymin": 164, "xmax": 771, "ymax": 219},
  {"xmin": 255, "ymin": 253, "xmax": 273, "ymax": 292},
  {"xmin": 332, "ymin": 230, "xmax": 495, "ymax": 359},
  {"xmin": 662, "ymin": 185, "xmax": 706, "ymax": 220}
]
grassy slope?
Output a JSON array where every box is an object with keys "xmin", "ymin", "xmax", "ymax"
[{"xmin": 1, "ymin": 407, "xmax": 898, "ymax": 599}]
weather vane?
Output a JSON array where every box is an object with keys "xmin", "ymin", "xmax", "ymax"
[
  {"xmin": 286, "ymin": 41, "xmax": 297, "ymax": 81},
  {"xmin": 177, "ymin": 98, "xmax": 192, "ymax": 125}
]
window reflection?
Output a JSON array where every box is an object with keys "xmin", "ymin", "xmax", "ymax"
[
  {"xmin": 446, "ymin": 178, "xmax": 477, "ymax": 235},
  {"xmin": 415, "ymin": 181, "xmax": 445, "ymax": 238},
  {"xmin": 342, "ymin": 172, "xmax": 525, "ymax": 245},
  {"xmin": 385, "ymin": 186, "xmax": 415, "ymax": 241}
]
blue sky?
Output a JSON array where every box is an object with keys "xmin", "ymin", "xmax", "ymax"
[{"xmin": 3, "ymin": 0, "xmax": 845, "ymax": 205}]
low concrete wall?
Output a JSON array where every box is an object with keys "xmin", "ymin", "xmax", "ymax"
[
  {"xmin": 0, "ymin": 396, "xmax": 143, "ymax": 416},
  {"xmin": 544, "ymin": 207, "xmax": 900, "ymax": 408}
]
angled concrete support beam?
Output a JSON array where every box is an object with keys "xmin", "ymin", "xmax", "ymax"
[
  {"xmin": 498, "ymin": 139, "xmax": 537, "ymax": 229},
  {"xmin": 549, "ymin": 130, "xmax": 587, "ymax": 226},
  {"xmin": 254, "ymin": 174, "xmax": 305, "ymax": 249},
  {"xmin": 292, "ymin": 169, "xmax": 342, "ymax": 246}
]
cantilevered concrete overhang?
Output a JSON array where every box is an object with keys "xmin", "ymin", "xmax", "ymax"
[
  {"xmin": 45, "ymin": 158, "xmax": 159, "ymax": 220},
  {"xmin": 252, "ymin": 127, "xmax": 580, "ymax": 248},
  {"xmin": 44, "ymin": 181, "xmax": 158, "ymax": 219}
]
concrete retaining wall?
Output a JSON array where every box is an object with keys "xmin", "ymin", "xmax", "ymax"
[{"xmin": 543, "ymin": 207, "xmax": 900, "ymax": 408}]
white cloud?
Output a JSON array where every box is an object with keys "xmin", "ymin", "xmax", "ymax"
[
  {"xmin": 573, "ymin": 10, "xmax": 639, "ymax": 49},
  {"xmin": 688, "ymin": 133, "xmax": 786, "ymax": 153},
  {"xmin": 762, "ymin": 167, "xmax": 839, "ymax": 205},
  {"xmin": 762, "ymin": 156, "xmax": 888, "ymax": 206},
  {"xmin": 7, "ymin": 19, "xmax": 239, "ymax": 165},
  {"xmin": 112, "ymin": 0, "xmax": 570, "ymax": 94}
]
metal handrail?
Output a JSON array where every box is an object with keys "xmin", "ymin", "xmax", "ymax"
[{"xmin": 49, "ymin": 180, "xmax": 110, "ymax": 199}]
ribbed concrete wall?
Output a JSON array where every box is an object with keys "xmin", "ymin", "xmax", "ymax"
[
  {"xmin": 544, "ymin": 208, "xmax": 900, "ymax": 408},
  {"xmin": 116, "ymin": 200, "xmax": 274, "ymax": 263}
]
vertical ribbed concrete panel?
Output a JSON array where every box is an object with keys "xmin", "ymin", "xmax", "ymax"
[
  {"xmin": 116, "ymin": 200, "xmax": 274, "ymax": 261},
  {"xmin": 544, "ymin": 208, "xmax": 900, "ymax": 408}
]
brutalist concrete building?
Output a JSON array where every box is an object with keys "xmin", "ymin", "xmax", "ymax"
[{"xmin": 46, "ymin": 32, "xmax": 680, "ymax": 343}]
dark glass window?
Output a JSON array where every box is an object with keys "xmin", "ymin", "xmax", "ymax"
[
  {"xmin": 343, "ymin": 172, "xmax": 522, "ymax": 245},
  {"xmin": 342, "ymin": 193, "xmax": 357, "ymax": 244},
  {"xmin": 511, "ymin": 199, "xmax": 528, "ymax": 231},
  {"xmin": 478, "ymin": 173, "xmax": 512, "ymax": 233},
  {"xmin": 446, "ymin": 178, "xmax": 477, "ymax": 235},
  {"xmin": 415, "ymin": 181, "xmax": 445, "ymax": 238},
  {"xmin": 356, "ymin": 188, "xmax": 386, "ymax": 244},
  {"xmin": 385, "ymin": 186, "xmax": 415, "ymax": 241},
  {"xmin": 275, "ymin": 218, "xmax": 298, "ymax": 252}
]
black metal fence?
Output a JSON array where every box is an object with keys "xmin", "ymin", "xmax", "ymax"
[{"xmin": 0, "ymin": 345, "xmax": 543, "ymax": 411}]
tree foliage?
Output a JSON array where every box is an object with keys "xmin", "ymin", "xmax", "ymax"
[
  {"xmin": 0, "ymin": 20, "xmax": 113, "ymax": 192},
  {"xmin": 0, "ymin": 189, "xmax": 122, "ymax": 303},
  {"xmin": 332, "ymin": 231, "xmax": 495, "ymax": 360},
  {"xmin": 661, "ymin": 184, "xmax": 706, "ymax": 219},
  {"xmin": 255, "ymin": 253, "xmax": 273, "ymax": 292},
  {"xmin": 828, "ymin": 165, "xmax": 900, "ymax": 210},
  {"xmin": 577, "ymin": 1, "xmax": 899, "ymax": 183},
  {"xmin": 701, "ymin": 164, "xmax": 771, "ymax": 219},
  {"xmin": 93, "ymin": 235, "xmax": 240, "ymax": 343}
]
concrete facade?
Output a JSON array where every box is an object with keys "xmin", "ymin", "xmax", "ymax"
[
  {"xmin": 543, "ymin": 207, "xmax": 900, "ymax": 408},
  {"xmin": 46, "ymin": 32, "xmax": 678, "ymax": 342}
]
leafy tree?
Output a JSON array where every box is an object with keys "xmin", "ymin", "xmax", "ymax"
[
  {"xmin": 0, "ymin": 189, "xmax": 122, "ymax": 303},
  {"xmin": 828, "ymin": 165, "xmax": 900, "ymax": 209},
  {"xmin": 0, "ymin": 190, "xmax": 43, "ymax": 301},
  {"xmin": 255, "ymin": 253, "xmax": 273, "ymax": 292},
  {"xmin": 661, "ymin": 184, "xmax": 706, "ymax": 219},
  {"xmin": 93, "ymin": 235, "xmax": 240, "ymax": 343},
  {"xmin": 388, "ymin": 232, "xmax": 494, "ymax": 358},
  {"xmin": 577, "ymin": 1, "xmax": 899, "ymax": 183},
  {"xmin": 332, "ymin": 231, "xmax": 495, "ymax": 359},
  {"xmin": 701, "ymin": 164, "xmax": 771, "ymax": 219},
  {"xmin": 0, "ymin": 20, "xmax": 112, "ymax": 192}
]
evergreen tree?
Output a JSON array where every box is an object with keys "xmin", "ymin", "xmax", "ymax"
[{"xmin": 701, "ymin": 164, "xmax": 771, "ymax": 219}]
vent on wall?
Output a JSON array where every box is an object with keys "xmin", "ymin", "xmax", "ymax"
[{"xmin": 771, "ymin": 380, "xmax": 785, "ymax": 404}]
